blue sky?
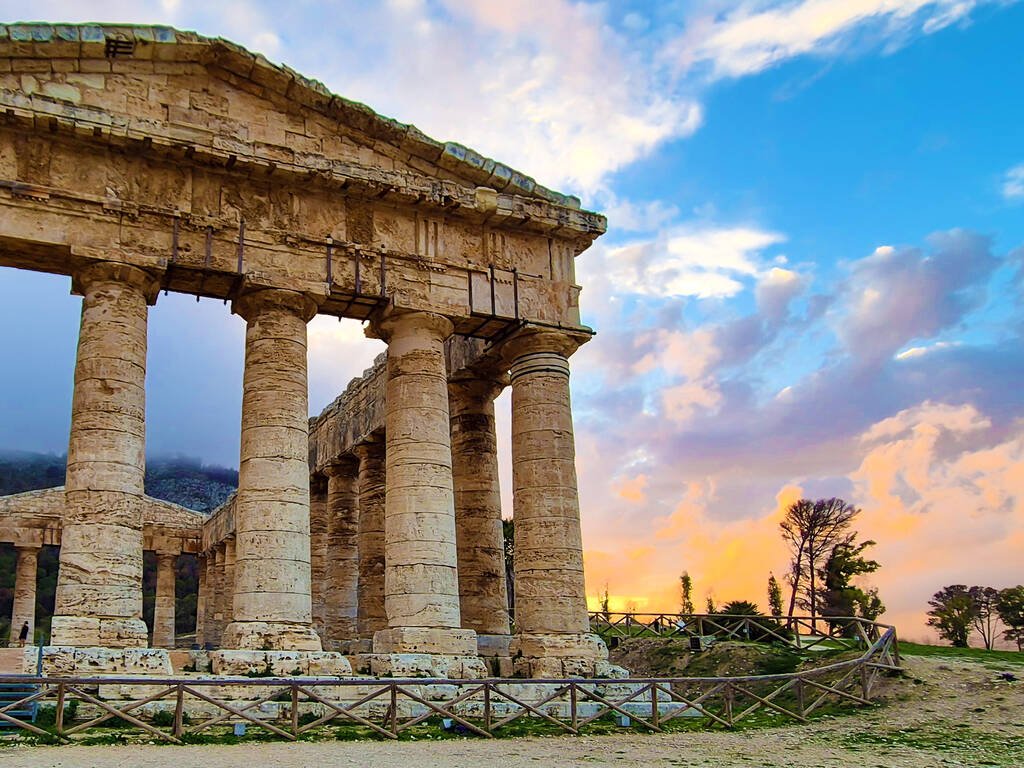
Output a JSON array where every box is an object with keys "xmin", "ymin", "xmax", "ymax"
[{"xmin": 1, "ymin": 1, "xmax": 1022, "ymax": 641}]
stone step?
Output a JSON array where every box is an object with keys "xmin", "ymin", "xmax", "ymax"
[{"xmin": 0, "ymin": 647, "xmax": 29, "ymax": 675}]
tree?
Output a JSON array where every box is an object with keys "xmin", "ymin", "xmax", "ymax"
[
  {"xmin": 705, "ymin": 595, "xmax": 716, "ymax": 614},
  {"xmin": 780, "ymin": 497, "xmax": 860, "ymax": 627},
  {"xmin": 969, "ymin": 586, "xmax": 1002, "ymax": 651},
  {"xmin": 767, "ymin": 573, "xmax": 784, "ymax": 619},
  {"xmin": 996, "ymin": 586, "xmax": 1024, "ymax": 651},
  {"xmin": 820, "ymin": 539, "xmax": 884, "ymax": 633},
  {"xmin": 502, "ymin": 518, "xmax": 515, "ymax": 614},
  {"xmin": 927, "ymin": 585, "xmax": 976, "ymax": 648},
  {"xmin": 599, "ymin": 582, "xmax": 611, "ymax": 619},
  {"xmin": 721, "ymin": 600, "xmax": 760, "ymax": 615},
  {"xmin": 679, "ymin": 572, "xmax": 694, "ymax": 615}
]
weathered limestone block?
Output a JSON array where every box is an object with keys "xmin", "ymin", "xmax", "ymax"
[
  {"xmin": 52, "ymin": 263, "xmax": 160, "ymax": 648},
  {"xmin": 223, "ymin": 288, "xmax": 322, "ymax": 652},
  {"xmin": 449, "ymin": 375, "xmax": 511, "ymax": 641},
  {"xmin": 209, "ymin": 649, "xmax": 351, "ymax": 676},
  {"xmin": 355, "ymin": 439, "xmax": 387, "ymax": 641},
  {"xmin": 39, "ymin": 645, "xmax": 173, "ymax": 676},
  {"xmin": 151, "ymin": 551, "xmax": 177, "ymax": 649},
  {"xmin": 370, "ymin": 627, "xmax": 477, "ymax": 656},
  {"xmin": 309, "ymin": 475, "xmax": 329, "ymax": 640},
  {"xmin": 502, "ymin": 327, "xmax": 607, "ymax": 674},
  {"xmin": 324, "ymin": 458, "xmax": 360, "ymax": 650},
  {"xmin": 123, "ymin": 648, "xmax": 176, "ymax": 674},
  {"xmin": 8, "ymin": 545, "xmax": 39, "ymax": 645},
  {"xmin": 195, "ymin": 553, "xmax": 207, "ymax": 647},
  {"xmin": 367, "ymin": 653, "xmax": 487, "ymax": 679},
  {"xmin": 204, "ymin": 547, "xmax": 220, "ymax": 647},
  {"xmin": 370, "ymin": 310, "xmax": 473, "ymax": 656}
]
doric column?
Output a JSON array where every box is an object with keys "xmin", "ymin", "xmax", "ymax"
[
  {"xmin": 9, "ymin": 546, "xmax": 40, "ymax": 646},
  {"xmin": 152, "ymin": 551, "xmax": 177, "ymax": 649},
  {"xmin": 502, "ymin": 327, "xmax": 607, "ymax": 676},
  {"xmin": 324, "ymin": 458, "xmax": 360, "ymax": 650},
  {"xmin": 52, "ymin": 262, "xmax": 160, "ymax": 648},
  {"xmin": 309, "ymin": 475, "xmax": 329, "ymax": 641},
  {"xmin": 354, "ymin": 439, "xmax": 387, "ymax": 641},
  {"xmin": 203, "ymin": 548, "xmax": 218, "ymax": 648},
  {"xmin": 369, "ymin": 310, "xmax": 475, "ymax": 656},
  {"xmin": 449, "ymin": 374, "xmax": 511, "ymax": 648},
  {"xmin": 222, "ymin": 288, "xmax": 322, "ymax": 651},
  {"xmin": 222, "ymin": 538, "xmax": 236, "ymax": 631},
  {"xmin": 210, "ymin": 544, "xmax": 225, "ymax": 646},
  {"xmin": 195, "ymin": 553, "xmax": 207, "ymax": 647}
]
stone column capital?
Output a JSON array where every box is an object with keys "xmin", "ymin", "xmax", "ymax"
[
  {"xmin": 233, "ymin": 287, "xmax": 318, "ymax": 323},
  {"xmin": 310, "ymin": 472, "xmax": 328, "ymax": 495},
  {"xmin": 155, "ymin": 550, "xmax": 177, "ymax": 564},
  {"xmin": 323, "ymin": 456, "xmax": 359, "ymax": 478},
  {"xmin": 367, "ymin": 309, "xmax": 453, "ymax": 345},
  {"xmin": 499, "ymin": 326, "xmax": 592, "ymax": 368},
  {"xmin": 14, "ymin": 544, "xmax": 41, "ymax": 555},
  {"xmin": 72, "ymin": 261, "xmax": 163, "ymax": 305},
  {"xmin": 448, "ymin": 371, "xmax": 509, "ymax": 408},
  {"xmin": 352, "ymin": 435, "xmax": 384, "ymax": 461}
]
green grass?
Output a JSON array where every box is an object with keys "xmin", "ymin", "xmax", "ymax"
[
  {"xmin": 840, "ymin": 724, "xmax": 1024, "ymax": 767},
  {"xmin": 899, "ymin": 642, "xmax": 1024, "ymax": 666}
]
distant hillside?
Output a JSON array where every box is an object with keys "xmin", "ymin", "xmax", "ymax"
[
  {"xmin": 0, "ymin": 451, "xmax": 235, "ymax": 643},
  {"xmin": 0, "ymin": 450, "xmax": 237, "ymax": 513}
]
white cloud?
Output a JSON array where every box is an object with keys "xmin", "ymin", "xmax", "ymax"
[
  {"xmin": 291, "ymin": 0, "xmax": 701, "ymax": 195},
  {"xmin": 667, "ymin": 0, "xmax": 1001, "ymax": 80},
  {"xmin": 1002, "ymin": 163, "xmax": 1024, "ymax": 200},
  {"xmin": 602, "ymin": 225, "xmax": 786, "ymax": 299},
  {"xmin": 756, "ymin": 267, "xmax": 808, "ymax": 324},
  {"xmin": 833, "ymin": 229, "xmax": 997, "ymax": 363}
]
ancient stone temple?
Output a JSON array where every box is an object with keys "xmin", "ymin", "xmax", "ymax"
[{"xmin": 0, "ymin": 23, "xmax": 608, "ymax": 678}]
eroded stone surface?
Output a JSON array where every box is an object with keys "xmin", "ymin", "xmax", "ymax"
[
  {"xmin": 449, "ymin": 375, "xmax": 511, "ymax": 637},
  {"xmin": 39, "ymin": 646, "xmax": 173, "ymax": 676},
  {"xmin": 209, "ymin": 649, "xmax": 351, "ymax": 676},
  {"xmin": 51, "ymin": 264, "xmax": 158, "ymax": 648},
  {"xmin": 366, "ymin": 653, "xmax": 488, "ymax": 679},
  {"xmin": 222, "ymin": 289, "xmax": 322, "ymax": 652},
  {"xmin": 371, "ymin": 310, "xmax": 473, "ymax": 657}
]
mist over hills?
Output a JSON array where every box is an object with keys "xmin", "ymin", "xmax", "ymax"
[
  {"xmin": 0, "ymin": 450, "xmax": 237, "ymax": 512},
  {"xmin": 0, "ymin": 451, "xmax": 235, "ymax": 641}
]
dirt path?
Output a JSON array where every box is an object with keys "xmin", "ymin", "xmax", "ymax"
[{"xmin": 2, "ymin": 655, "xmax": 1022, "ymax": 768}]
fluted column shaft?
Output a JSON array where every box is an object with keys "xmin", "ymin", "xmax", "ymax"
[
  {"xmin": 223, "ymin": 288, "xmax": 322, "ymax": 651},
  {"xmin": 152, "ymin": 552, "xmax": 177, "ymax": 649},
  {"xmin": 9, "ymin": 546, "xmax": 39, "ymax": 646},
  {"xmin": 221, "ymin": 538, "xmax": 236, "ymax": 632},
  {"xmin": 209, "ymin": 545, "xmax": 224, "ymax": 646},
  {"xmin": 325, "ymin": 458, "xmax": 360, "ymax": 649},
  {"xmin": 309, "ymin": 476, "xmax": 329, "ymax": 640},
  {"xmin": 195, "ymin": 554, "xmax": 207, "ymax": 647},
  {"xmin": 504, "ymin": 328, "xmax": 606, "ymax": 674},
  {"xmin": 355, "ymin": 440, "xmax": 387, "ymax": 640},
  {"xmin": 372, "ymin": 310, "xmax": 475, "ymax": 655},
  {"xmin": 52, "ymin": 262, "xmax": 159, "ymax": 648},
  {"xmin": 449, "ymin": 376, "xmax": 511, "ymax": 638}
]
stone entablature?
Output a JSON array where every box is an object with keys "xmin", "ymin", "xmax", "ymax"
[
  {"xmin": 0, "ymin": 23, "xmax": 602, "ymax": 337},
  {"xmin": 0, "ymin": 486, "xmax": 202, "ymax": 553}
]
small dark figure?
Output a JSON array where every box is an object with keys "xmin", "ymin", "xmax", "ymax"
[{"xmin": 17, "ymin": 621, "xmax": 30, "ymax": 647}]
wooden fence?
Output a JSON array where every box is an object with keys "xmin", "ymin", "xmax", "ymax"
[
  {"xmin": 0, "ymin": 621, "xmax": 899, "ymax": 743},
  {"xmin": 589, "ymin": 612, "xmax": 894, "ymax": 652}
]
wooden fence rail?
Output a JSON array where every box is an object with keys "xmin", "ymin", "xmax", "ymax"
[
  {"xmin": 0, "ymin": 623, "xmax": 899, "ymax": 743},
  {"xmin": 588, "ymin": 612, "xmax": 897, "ymax": 654}
]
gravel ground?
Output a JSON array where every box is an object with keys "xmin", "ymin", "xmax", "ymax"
[{"xmin": 2, "ymin": 655, "xmax": 1022, "ymax": 768}]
